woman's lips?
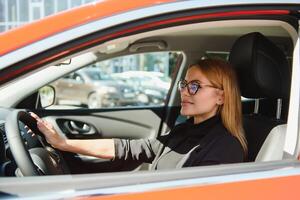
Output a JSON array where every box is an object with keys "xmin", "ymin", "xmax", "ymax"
[{"xmin": 181, "ymin": 100, "xmax": 193, "ymax": 106}]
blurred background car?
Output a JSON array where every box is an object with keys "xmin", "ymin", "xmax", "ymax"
[
  {"xmin": 51, "ymin": 67, "xmax": 140, "ymax": 108},
  {"xmin": 112, "ymin": 71, "xmax": 171, "ymax": 105}
]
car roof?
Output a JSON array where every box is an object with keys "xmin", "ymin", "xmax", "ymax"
[
  {"xmin": 0, "ymin": 0, "xmax": 298, "ymax": 86},
  {"xmin": 0, "ymin": 0, "xmax": 299, "ymax": 57}
]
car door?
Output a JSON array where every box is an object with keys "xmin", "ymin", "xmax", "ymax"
[
  {"xmin": 4, "ymin": 1, "xmax": 298, "ymax": 170},
  {"xmin": 28, "ymin": 51, "xmax": 182, "ymax": 172}
]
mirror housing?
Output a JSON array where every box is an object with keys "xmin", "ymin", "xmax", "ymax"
[{"xmin": 39, "ymin": 85, "xmax": 55, "ymax": 108}]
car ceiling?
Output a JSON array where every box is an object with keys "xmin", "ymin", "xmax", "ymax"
[{"xmin": 93, "ymin": 20, "xmax": 295, "ymax": 62}]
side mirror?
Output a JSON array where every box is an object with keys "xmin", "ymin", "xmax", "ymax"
[{"xmin": 39, "ymin": 85, "xmax": 55, "ymax": 108}]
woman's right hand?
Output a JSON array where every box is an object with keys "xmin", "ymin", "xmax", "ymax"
[
  {"xmin": 29, "ymin": 112, "xmax": 67, "ymax": 150},
  {"xmin": 29, "ymin": 113, "xmax": 115, "ymax": 158}
]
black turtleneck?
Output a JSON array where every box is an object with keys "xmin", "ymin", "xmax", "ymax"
[{"xmin": 114, "ymin": 115, "xmax": 244, "ymax": 170}]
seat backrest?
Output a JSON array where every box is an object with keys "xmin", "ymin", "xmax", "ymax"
[
  {"xmin": 229, "ymin": 32, "xmax": 291, "ymax": 162},
  {"xmin": 255, "ymin": 124, "xmax": 286, "ymax": 161}
]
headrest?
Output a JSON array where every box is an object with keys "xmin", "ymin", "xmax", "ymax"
[{"xmin": 229, "ymin": 32, "xmax": 290, "ymax": 99}]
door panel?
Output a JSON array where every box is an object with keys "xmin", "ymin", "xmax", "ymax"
[
  {"xmin": 42, "ymin": 109, "xmax": 164, "ymax": 140},
  {"xmin": 34, "ymin": 107, "xmax": 165, "ymax": 139},
  {"xmin": 34, "ymin": 107, "xmax": 168, "ymax": 173}
]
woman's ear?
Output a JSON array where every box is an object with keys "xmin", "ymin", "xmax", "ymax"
[{"xmin": 216, "ymin": 90, "xmax": 224, "ymax": 105}]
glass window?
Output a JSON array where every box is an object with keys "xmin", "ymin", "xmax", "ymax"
[
  {"xmin": 48, "ymin": 52, "xmax": 182, "ymax": 109},
  {"xmin": 0, "ymin": 0, "xmax": 4, "ymax": 23},
  {"xmin": 71, "ymin": 0, "xmax": 82, "ymax": 8},
  {"xmin": 84, "ymin": 0, "xmax": 95, "ymax": 3},
  {"xmin": 19, "ymin": 1, "xmax": 29, "ymax": 21},
  {"xmin": 8, "ymin": 0, "xmax": 17, "ymax": 22},
  {"xmin": 33, "ymin": 7, "xmax": 41, "ymax": 20},
  {"xmin": 45, "ymin": 0, "xmax": 55, "ymax": 16},
  {"xmin": 57, "ymin": 0, "xmax": 68, "ymax": 12}
]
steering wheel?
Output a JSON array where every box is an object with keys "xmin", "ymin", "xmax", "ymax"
[{"xmin": 5, "ymin": 110, "xmax": 69, "ymax": 176}]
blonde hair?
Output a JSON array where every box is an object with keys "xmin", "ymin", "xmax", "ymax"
[{"xmin": 191, "ymin": 58, "xmax": 247, "ymax": 155}]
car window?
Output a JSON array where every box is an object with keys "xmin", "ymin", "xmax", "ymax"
[{"xmin": 49, "ymin": 52, "xmax": 182, "ymax": 109}]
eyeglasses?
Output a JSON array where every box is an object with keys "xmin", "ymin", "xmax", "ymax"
[{"xmin": 178, "ymin": 80, "xmax": 219, "ymax": 95}]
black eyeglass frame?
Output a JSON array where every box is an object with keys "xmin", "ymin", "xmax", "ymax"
[{"xmin": 177, "ymin": 79, "xmax": 220, "ymax": 95}]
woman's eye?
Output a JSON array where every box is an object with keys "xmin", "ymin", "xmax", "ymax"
[{"xmin": 190, "ymin": 84, "xmax": 199, "ymax": 90}]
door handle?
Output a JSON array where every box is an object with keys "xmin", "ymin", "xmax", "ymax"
[
  {"xmin": 70, "ymin": 121, "xmax": 90, "ymax": 132},
  {"xmin": 64, "ymin": 120, "xmax": 97, "ymax": 135}
]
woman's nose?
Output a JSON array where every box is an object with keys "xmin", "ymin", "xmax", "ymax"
[{"xmin": 180, "ymin": 86, "xmax": 190, "ymax": 96}]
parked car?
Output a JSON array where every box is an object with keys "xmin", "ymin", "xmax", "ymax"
[
  {"xmin": 0, "ymin": 0, "xmax": 300, "ymax": 199},
  {"xmin": 51, "ymin": 68, "xmax": 140, "ymax": 108},
  {"xmin": 112, "ymin": 71, "xmax": 171, "ymax": 105}
]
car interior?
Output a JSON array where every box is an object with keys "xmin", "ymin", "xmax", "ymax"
[
  {"xmin": 0, "ymin": 16, "xmax": 297, "ymax": 177},
  {"xmin": 229, "ymin": 32, "xmax": 291, "ymax": 162}
]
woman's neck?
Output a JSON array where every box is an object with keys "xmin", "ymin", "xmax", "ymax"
[{"xmin": 193, "ymin": 112, "xmax": 217, "ymax": 124}]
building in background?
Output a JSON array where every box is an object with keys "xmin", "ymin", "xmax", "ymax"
[{"xmin": 0, "ymin": 0, "xmax": 97, "ymax": 33}]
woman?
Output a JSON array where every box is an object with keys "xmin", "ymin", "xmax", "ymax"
[{"xmin": 31, "ymin": 58, "xmax": 247, "ymax": 169}]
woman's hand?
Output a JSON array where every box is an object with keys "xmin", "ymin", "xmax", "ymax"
[
  {"xmin": 28, "ymin": 113, "xmax": 115, "ymax": 158},
  {"xmin": 29, "ymin": 112, "xmax": 67, "ymax": 150}
]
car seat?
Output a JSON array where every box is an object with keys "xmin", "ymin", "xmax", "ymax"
[{"xmin": 229, "ymin": 32, "xmax": 291, "ymax": 162}]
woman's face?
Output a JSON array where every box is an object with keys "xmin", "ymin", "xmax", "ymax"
[{"xmin": 180, "ymin": 66, "xmax": 224, "ymax": 123}]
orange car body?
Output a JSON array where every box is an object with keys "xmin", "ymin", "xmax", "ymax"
[{"xmin": 86, "ymin": 175, "xmax": 300, "ymax": 200}]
